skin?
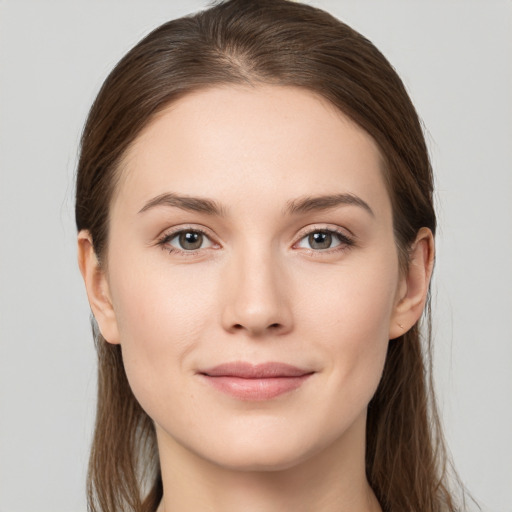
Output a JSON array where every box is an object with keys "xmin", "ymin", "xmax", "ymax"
[{"xmin": 78, "ymin": 85, "xmax": 434, "ymax": 512}]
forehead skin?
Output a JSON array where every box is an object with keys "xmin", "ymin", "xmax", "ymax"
[{"xmin": 112, "ymin": 85, "xmax": 391, "ymax": 232}]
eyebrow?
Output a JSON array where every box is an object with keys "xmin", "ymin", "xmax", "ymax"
[
  {"xmin": 138, "ymin": 192, "xmax": 225, "ymax": 216},
  {"xmin": 284, "ymin": 193, "xmax": 374, "ymax": 217},
  {"xmin": 138, "ymin": 191, "xmax": 374, "ymax": 218}
]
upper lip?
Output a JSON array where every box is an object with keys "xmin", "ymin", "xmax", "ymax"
[{"xmin": 199, "ymin": 362, "xmax": 313, "ymax": 378}]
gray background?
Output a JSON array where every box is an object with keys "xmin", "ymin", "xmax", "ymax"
[{"xmin": 0, "ymin": 1, "xmax": 511, "ymax": 511}]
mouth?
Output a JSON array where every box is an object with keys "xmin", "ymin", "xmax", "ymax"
[{"xmin": 198, "ymin": 362, "xmax": 315, "ymax": 401}]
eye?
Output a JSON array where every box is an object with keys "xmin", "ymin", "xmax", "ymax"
[
  {"xmin": 296, "ymin": 229, "xmax": 353, "ymax": 251},
  {"xmin": 161, "ymin": 229, "xmax": 214, "ymax": 252}
]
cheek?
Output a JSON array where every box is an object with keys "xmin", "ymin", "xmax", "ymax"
[
  {"xmin": 299, "ymin": 253, "xmax": 399, "ymax": 393},
  {"xmin": 303, "ymin": 251, "xmax": 398, "ymax": 333},
  {"xmin": 114, "ymin": 277, "xmax": 204, "ymax": 353},
  {"xmin": 111, "ymin": 246, "xmax": 218, "ymax": 339},
  {"xmin": 107, "ymin": 252, "xmax": 219, "ymax": 410}
]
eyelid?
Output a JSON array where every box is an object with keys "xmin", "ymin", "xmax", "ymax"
[
  {"xmin": 294, "ymin": 224, "xmax": 355, "ymax": 241},
  {"xmin": 156, "ymin": 224, "xmax": 221, "ymax": 254},
  {"xmin": 154, "ymin": 223, "xmax": 355, "ymax": 256},
  {"xmin": 292, "ymin": 224, "xmax": 356, "ymax": 252}
]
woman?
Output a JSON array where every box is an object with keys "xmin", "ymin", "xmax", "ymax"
[{"xmin": 76, "ymin": 0, "xmax": 466, "ymax": 510}]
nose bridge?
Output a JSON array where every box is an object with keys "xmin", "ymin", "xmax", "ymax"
[{"xmin": 221, "ymin": 239, "xmax": 292, "ymax": 336}]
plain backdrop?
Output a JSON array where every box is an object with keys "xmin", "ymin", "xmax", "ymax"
[{"xmin": 0, "ymin": 1, "xmax": 511, "ymax": 511}]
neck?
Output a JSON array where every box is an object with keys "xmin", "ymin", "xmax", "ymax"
[{"xmin": 156, "ymin": 414, "xmax": 382, "ymax": 512}]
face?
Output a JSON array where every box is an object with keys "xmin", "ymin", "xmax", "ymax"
[{"xmin": 94, "ymin": 85, "xmax": 409, "ymax": 471}]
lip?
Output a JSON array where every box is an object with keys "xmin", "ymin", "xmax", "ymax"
[{"xmin": 198, "ymin": 362, "xmax": 314, "ymax": 401}]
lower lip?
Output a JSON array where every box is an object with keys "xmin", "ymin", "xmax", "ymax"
[{"xmin": 200, "ymin": 374, "xmax": 313, "ymax": 401}]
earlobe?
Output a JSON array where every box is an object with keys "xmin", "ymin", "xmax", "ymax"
[
  {"xmin": 389, "ymin": 227, "xmax": 435, "ymax": 340},
  {"xmin": 77, "ymin": 231, "xmax": 120, "ymax": 345}
]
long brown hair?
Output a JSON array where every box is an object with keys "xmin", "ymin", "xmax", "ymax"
[{"xmin": 76, "ymin": 1, "xmax": 463, "ymax": 510}]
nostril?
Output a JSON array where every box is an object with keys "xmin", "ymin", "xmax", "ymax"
[{"xmin": 231, "ymin": 322, "xmax": 282, "ymax": 332}]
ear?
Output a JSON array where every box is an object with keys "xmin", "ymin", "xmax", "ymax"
[
  {"xmin": 389, "ymin": 227, "xmax": 435, "ymax": 340},
  {"xmin": 77, "ymin": 230, "xmax": 120, "ymax": 345}
]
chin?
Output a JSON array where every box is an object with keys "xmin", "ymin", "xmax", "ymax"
[
  {"xmin": 208, "ymin": 448, "xmax": 311, "ymax": 473},
  {"xmin": 194, "ymin": 429, "xmax": 326, "ymax": 473}
]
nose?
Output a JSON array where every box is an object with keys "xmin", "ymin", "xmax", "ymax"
[{"xmin": 220, "ymin": 248, "xmax": 293, "ymax": 337}]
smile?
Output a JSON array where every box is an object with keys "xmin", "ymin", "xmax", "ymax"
[{"xmin": 198, "ymin": 362, "xmax": 315, "ymax": 401}]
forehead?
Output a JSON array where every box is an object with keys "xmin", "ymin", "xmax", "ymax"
[{"xmin": 113, "ymin": 85, "xmax": 389, "ymax": 218}]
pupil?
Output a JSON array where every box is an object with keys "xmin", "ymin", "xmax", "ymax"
[
  {"xmin": 179, "ymin": 231, "xmax": 202, "ymax": 250},
  {"xmin": 309, "ymin": 231, "xmax": 332, "ymax": 249}
]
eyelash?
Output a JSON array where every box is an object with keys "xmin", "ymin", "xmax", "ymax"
[
  {"xmin": 156, "ymin": 226, "xmax": 356, "ymax": 256},
  {"xmin": 293, "ymin": 226, "xmax": 356, "ymax": 256},
  {"xmin": 157, "ymin": 226, "xmax": 214, "ymax": 256}
]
